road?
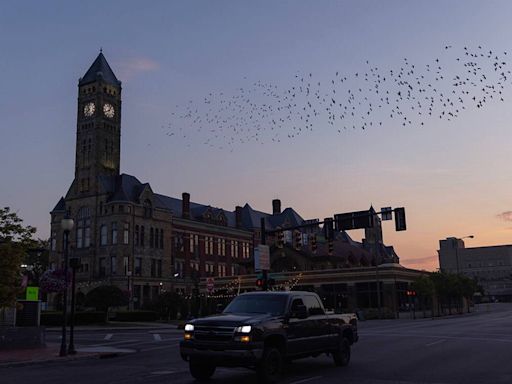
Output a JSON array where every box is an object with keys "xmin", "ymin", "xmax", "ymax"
[{"xmin": 2, "ymin": 303, "xmax": 512, "ymax": 384}]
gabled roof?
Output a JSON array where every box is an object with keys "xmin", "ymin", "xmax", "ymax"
[
  {"xmin": 79, "ymin": 52, "xmax": 121, "ymax": 86},
  {"xmin": 155, "ymin": 195, "xmax": 238, "ymax": 227},
  {"xmin": 99, "ymin": 174, "xmax": 144, "ymax": 203},
  {"xmin": 239, "ymin": 204, "xmax": 305, "ymax": 230},
  {"xmin": 51, "ymin": 197, "xmax": 66, "ymax": 213}
]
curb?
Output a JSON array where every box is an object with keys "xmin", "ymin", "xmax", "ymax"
[
  {"xmin": 45, "ymin": 325, "xmax": 179, "ymax": 332},
  {"xmin": 0, "ymin": 352, "xmax": 101, "ymax": 369},
  {"xmin": 0, "ymin": 350, "xmax": 133, "ymax": 369}
]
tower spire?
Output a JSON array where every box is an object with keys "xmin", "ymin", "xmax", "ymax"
[{"xmin": 79, "ymin": 52, "xmax": 120, "ymax": 87}]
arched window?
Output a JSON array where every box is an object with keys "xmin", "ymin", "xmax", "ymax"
[
  {"xmin": 76, "ymin": 207, "xmax": 91, "ymax": 249},
  {"xmin": 144, "ymin": 199, "xmax": 152, "ymax": 218}
]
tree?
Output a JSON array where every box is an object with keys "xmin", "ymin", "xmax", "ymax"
[
  {"xmin": 150, "ymin": 292, "xmax": 184, "ymax": 321},
  {"xmin": 85, "ymin": 285, "xmax": 128, "ymax": 319},
  {"xmin": 0, "ymin": 207, "xmax": 36, "ymax": 244},
  {"xmin": 0, "ymin": 242, "xmax": 24, "ymax": 309},
  {"xmin": 411, "ymin": 274, "xmax": 435, "ymax": 317},
  {"xmin": 430, "ymin": 271, "xmax": 451, "ymax": 315},
  {"xmin": 24, "ymin": 239, "xmax": 50, "ymax": 286},
  {"xmin": 458, "ymin": 275, "xmax": 478, "ymax": 312},
  {"xmin": 0, "ymin": 207, "xmax": 36, "ymax": 315}
]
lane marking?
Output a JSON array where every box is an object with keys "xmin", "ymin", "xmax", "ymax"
[
  {"xmin": 426, "ymin": 339, "xmax": 446, "ymax": 347},
  {"xmin": 153, "ymin": 333, "xmax": 162, "ymax": 342},
  {"xmin": 289, "ymin": 376, "xmax": 323, "ymax": 384},
  {"xmin": 104, "ymin": 333, "xmax": 113, "ymax": 340},
  {"xmin": 362, "ymin": 331, "xmax": 512, "ymax": 343},
  {"xmin": 89, "ymin": 339, "xmax": 140, "ymax": 347}
]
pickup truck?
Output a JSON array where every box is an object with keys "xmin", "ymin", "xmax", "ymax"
[{"xmin": 180, "ymin": 291, "xmax": 358, "ymax": 383}]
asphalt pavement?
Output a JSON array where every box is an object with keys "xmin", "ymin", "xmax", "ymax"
[{"xmin": 1, "ymin": 303, "xmax": 511, "ymax": 384}]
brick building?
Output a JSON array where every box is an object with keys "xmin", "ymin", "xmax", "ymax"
[{"xmin": 49, "ymin": 53, "xmax": 403, "ymax": 309}]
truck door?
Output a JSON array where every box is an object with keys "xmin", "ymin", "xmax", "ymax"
[
  {"xmin": 286, "ymin": 297, "xmax": 313, "ymax": 356},
  {"xmin": 302, "ymin": 294, "xmax": 337, "ymax": 351}
]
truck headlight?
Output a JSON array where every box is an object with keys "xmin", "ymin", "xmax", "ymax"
[
  {"xmin": 184, "ymin": 324, "xmax": 194, "ymax": 332},
  {"xmin": 235, "ymin": 325, "xmax": 251, "ymax": 333}
]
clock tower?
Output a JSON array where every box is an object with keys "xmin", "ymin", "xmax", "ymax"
[{"xmin": 73, "ymin": 51, "xmax": 122, "ymax": 196}]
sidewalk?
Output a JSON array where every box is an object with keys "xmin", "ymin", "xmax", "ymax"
[
  {"xmin": 0, "ymin": 322, "xmax": 180, "ymax": 367},
  {"xmin": 0, "ymin": 343, "xmax": 99, "ymax": 368}
]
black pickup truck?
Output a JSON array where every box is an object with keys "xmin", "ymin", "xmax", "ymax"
[{"xmin": 180, "ymin": 291, "xmax": 358, "ymax": 383}]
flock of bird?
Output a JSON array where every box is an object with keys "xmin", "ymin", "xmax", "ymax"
[{"xmin": 163, "ymin": 45, "xmax": 509, "ymax": 149}]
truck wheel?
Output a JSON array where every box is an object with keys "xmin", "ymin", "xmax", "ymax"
[
  {"xmin": 256, "ymin": 347, "xmax": 283, "ymax": 384},
  {"xmin": 189, "ymin": 358, "xmax": 216, "ymax": 381},
  {"xmin": 333, "ymin": 337, "xmax": 350, "ymax": 367}
]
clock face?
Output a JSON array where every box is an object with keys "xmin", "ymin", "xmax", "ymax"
[
  {"xmin": 83, "ymin": 102, "xmax": 95, "ymax": 117},
  {"xmin": 103, "ymin": 103, "xmax": 115, "ymax": 118}
]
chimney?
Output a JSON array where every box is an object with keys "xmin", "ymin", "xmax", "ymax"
[
  {"xmin": 182, "ymin": 192, "xmax": 190, "ymax": 219},
  {"xmin": 235, "ymin": 206, "xmax": 242, "ymax": 228},
  {"xmin": 272, "ymin": 199, "xmax": 281, "ymax": 215}
]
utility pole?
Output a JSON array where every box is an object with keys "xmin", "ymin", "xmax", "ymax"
[{"xmin": 260, "ymin": 218, "xmax": 268, "ymax": 291}]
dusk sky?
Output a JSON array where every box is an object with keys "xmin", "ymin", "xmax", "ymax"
[{"xmin": 2, "ymin": 1, "xmax": 512, "ymax": 271}]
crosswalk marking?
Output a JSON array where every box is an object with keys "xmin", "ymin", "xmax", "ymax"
[
  {"xmin": 104, "ymin": 333, "xmax": 113, "ymax": 340},
  {"xmin": 153, "ymin": 333, "xmax": 162, "ymax": 342}
]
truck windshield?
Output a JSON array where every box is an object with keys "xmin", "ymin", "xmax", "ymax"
[{"xmin": 223, "ymin": 294, "xmax": 288, "ymax": 316}]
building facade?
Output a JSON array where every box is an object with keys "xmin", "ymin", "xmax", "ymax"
[
  {"xmin": 438, "ymin": 237, "xmax": 512, "ymax": 300},
  {"xmin": 50, "ymin": 53, "xmax": 407, "ymax": 310}
]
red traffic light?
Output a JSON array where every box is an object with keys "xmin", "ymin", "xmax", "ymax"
[{"xmin": 256, "ymin": 279, "xmax": 264, "ymax": 287}]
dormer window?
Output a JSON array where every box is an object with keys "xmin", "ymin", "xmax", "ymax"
[{"xmin": 144, "ymin": 199, "xmax": 152, "ymax": 218}]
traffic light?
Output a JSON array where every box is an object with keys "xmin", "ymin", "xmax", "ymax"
[
  {"xmin": 323, "ymin": 218, "xmax": 334, "ymax": 241},
  {"xmin": 256, "ymin": 273, "xmax": 267, "ymax": 290},
  {"xmin": 394, "ymin": 207, "xmax": 406, "ymax": 231},
  {"xmin": 328, "ymin": 239, "xmax": 334, "ymax": 256},
  {"xmin": 294, "ymin": 231, "xmax": 302, "ymax": 250},
  {"xmin": 311, "ymin": 234, "xmax": 317, "ymax": 254},
  {"xmin": 406, "ymin": 290, "xmax": 416, "ymax": 297},
  {"xmin": 277, "ymin": 231, "xmax": 284, "ymax": 248}
]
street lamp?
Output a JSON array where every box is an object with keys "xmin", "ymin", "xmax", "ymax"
[
  {"xmin": 59, "ymin": 215, "xmax": 74, "ymax": 357},
  {"xmin": 455, "ymin": 235, "xmax": 474, "ymax": 274},
  {"xmin": 126, "ymin": 271, "xmax": 132, "ymax": 311},
  {"xmin": 68, "ymin": 254, "xmax": 81, "ymax": 354}
]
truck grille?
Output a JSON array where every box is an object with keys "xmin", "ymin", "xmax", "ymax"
[{"xmin": 194, "ymin": 325, "xmax": 235, "ymax": 342}]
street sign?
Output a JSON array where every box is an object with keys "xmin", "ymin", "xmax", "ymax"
[
  {"xmin": 334, "ymin": 210, "xmax": 374, "ymax": 231},
  {"xmin": 254, "ymin": 244, "xmax": 270, "ymax": 271},
  {"xmin": 25, "ymin": 286, "xmax": 39, "ymax": 301},
  {"xmin": 381, "ymin": 207, "xmax": 393, "ymax": 221},
  {"xmin": 206, "ymin": 277, "xmax": 215, "ymax": 294}
]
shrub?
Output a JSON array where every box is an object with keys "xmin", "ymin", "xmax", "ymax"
[{"xmin": 85, "ymin": 285, "xmax": 128, "ymax": 312}]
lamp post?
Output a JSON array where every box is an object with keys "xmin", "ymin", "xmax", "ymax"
[
  {"xmin": 455, "ymin": 235, "xmax": 474, "ymax": 274},
  {"xmin": 126, "ymin": 271, "xmax": 132, "ymax": 311},
  {"xmin": 59, "ymin": 215, "xmax": 74, "ymax": 357},
  {"xmin": 68, "ymin": 254, "xmax": 80, "ymax": 354}
]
